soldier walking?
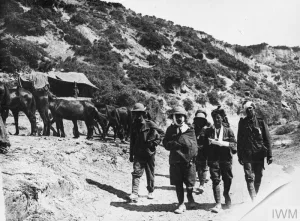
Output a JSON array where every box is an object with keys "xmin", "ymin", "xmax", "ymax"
[
  {"xmin": 163, "ymin": 106, "xmax": 198, "ymax": 214},
  {"xmin": 128, "ymin": 103, "xmax": 165, "ymax": 202},
  {"xmin": 237, "ymin": 101, "xmax": 272, "ymax": 202},
  {"xmin": 204, "ymin": 107, "xmax": 237, "ymax": 213},
  {"xmin": 193, "ymin": 109, "xmax": 212, "ymax": 193}
]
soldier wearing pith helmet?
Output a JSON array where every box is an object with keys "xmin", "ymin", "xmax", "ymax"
[
  {"xmin": 163, "ymin": 106, "xmax": 198, "ymax": 214},
  {"xmin": 193, "ymin": 109, "xmax": 212, "ymax": 193},
  {"xmin": 128, "ymin": 103, "xmax": 165, "ymax": 202}
]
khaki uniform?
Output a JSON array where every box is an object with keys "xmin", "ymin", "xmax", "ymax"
[{"xmin": 237, "ymin": 116, "xmax": 272, "ymax": 198}]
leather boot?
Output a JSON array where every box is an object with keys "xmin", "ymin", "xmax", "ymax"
[
  {"xmin": 211, "ymin": 184, "xmax": 222, "ymax": 213},
  {"xmin": 213, "ymin": 184, "xmax": 221, "ymax": 204},
  {"xmin": 223, "ymin": 180, "xmax": 232, "ymax": 208},
  {"xmin": 247, "ymin": 182, "xmax": 256, "ymax": 201},
  {"xmin": 187, "ymin": 188, "xmax": 196, "ymax": 209}
]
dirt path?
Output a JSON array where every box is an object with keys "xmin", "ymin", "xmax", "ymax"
[{"xmin": 1, "ymin": 115, "xmax": 297, "ymax": 221}]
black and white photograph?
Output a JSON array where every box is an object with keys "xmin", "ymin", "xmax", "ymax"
[{"xmin": 0, "ymin": 0, "xmax": 300, "ymax": 220}]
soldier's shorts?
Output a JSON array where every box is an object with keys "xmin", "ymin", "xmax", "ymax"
[
  {"xmin": 209, "ymin": 160, "xmax": 233, "ymax": 186},
  {"xmin": 170, "ymin": 162, "xmax": 196, "ymax": 188},
  {"xmin": 243, "ymin": 152, "xmax": 265, "ymax": 183}
]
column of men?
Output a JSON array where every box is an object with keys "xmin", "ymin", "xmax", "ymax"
[{"xmin": 128, "ymin": 101, "xmax": 272, "ymax": 214}]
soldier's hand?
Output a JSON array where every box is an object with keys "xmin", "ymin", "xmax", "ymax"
[
  {"xmin": 238, "ymin": 159, "xmax": 244, "ymax": 165},
  {"xmin": 267, "ymin": 157, "xmax": 273, "ymax": 165},
  {"xmin": 129, "ymin": 156, "xmax": 134, "ymax": 162}
]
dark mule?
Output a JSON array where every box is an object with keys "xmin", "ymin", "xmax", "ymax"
[
  {"xmin": 113, "ymin": 106, "xmax": 131, "ymax": 141},
  {"xmin": 0, "ymin": 82, "xmax": 11, "ymax": 153},
  {"xmin": 21, "ymin": 80, "xmax": 51, "ymax": 136},
  {"xmin": 49, "ymin": 98, "xmax": 107, "ymax": 139},
  {"xmin": 0, "ymin": 82, "xmax": 10, "ymax": 110},
  {"xmin": 101, "ymin": 105, "xmax": 131, "ymax": 142},
  {"xmin": 1, "ymin": 87, "xmax": 37, "ymax": 135}
]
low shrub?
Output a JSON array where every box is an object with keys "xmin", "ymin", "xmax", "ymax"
[
  {"xmin": 273, "ymin": 45, "xmax": 290, "ymax": 50},
  {"xmin": 63, "ymin": 4, "xmax": 77, "ymax": 13},
  {"xmin": 146, "ymin": 54, "xmax": 160, "ymax": 66},
  {"xmin": 125, "ymin": 65, "xmax": 163, "ymax": 93},
  {"xmin": 167, "ymin": 97, "xmax": 180, "ymax": 107},
  {"xmin": 275, "ymin": 124, "xmax": 297, "ymax": 135},
  {"xmin": 218, "ymin": 54, "xmax": 250, "ymax": 73},
  {"xmin": 127, "ymin": 16, "xmax": 156, "ymax": 32},
  {"xmin": 110, "ymin": 10, "xmax": 124, "ymax": 22},
  {"xmin": 207, "ymin": 90, "xmax": 220, "ymax": 105},
  {"xmin": 0, "ymin": 0, "xmax": 24, "ymax": 18},
  {"xmin": 174, "ymin": 41, "xmax": 196, "ymax": 57},
  {"xmin": 103, "ymin": 26, "xmax": 129, "ymax": 48},
  {"xmin": 0, "ymin": 38, "xmax": 48, "ymax": 72},
  {"xmin": 139, "ymin": 32, "xmax": 171, "ymax": 51},
  {"xmin": 255, "ymin": 104, "xmax": 283, "ymax": 126},
  {"xmin": 194, "ymin": 80, "xmax": 208, "ymax": 92},
  {"xmin": 292, "ymin": 46, "xmax": 300, "ymax": 53},
  {"xmin": 234, "ymin": 45, "xmax": 253, "ymax": 57},
  {"xmin": 247, "ymin": 43, "xmax": 268, "ymax": 54},
  {"xmin": 56, "ymin": 21, "xmax": 91, "ymax": 46},
  {"xmin": 176, "ymin": 28, "xmax": 198, "ymax": 39},
  {"xmin": 274, "ymin": 75, "xmax": 280, "ymax": 81},
  {"xmin": 4, "ymin": 10, "xmax": 45, "ymax": 36},
  {"xmin": 206, "ymin": 52, "xmax": 216, "ymax": 60},
  {"xmin": 193, "ymin": 52, "xmax": 203, "ymax": 60},
  {"xmin": 183, "ymin": 98, "xmax": 194, "ymax": 111},
  {"xmin": 70, "ymin": 12, "xmax": 89, "ymax": 25},
  {"xmin": 195, "ymin": 94, "xmax": 208, "ymax": 105}
]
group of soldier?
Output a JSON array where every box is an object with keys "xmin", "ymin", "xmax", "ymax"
[
  {"xmin": 128, "ymin": 101, "xmax": 272, "ymax": 214},
  {"xmin": 0, "ymin": 99, "xmax": 273, "ymax": 217}
]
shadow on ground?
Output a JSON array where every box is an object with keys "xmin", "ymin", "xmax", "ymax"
[
  {"xmin": 86, "ymin": 178, "xmax": 128, "ymax": 200},
  {"xmin": 110, "ymin": 201, "xmax": 177, "ymax": 212},
  {"xmin": 155, "ymin": 186, "xmax": 175, "ymax": 191},
  {"xmin": 155, "ymin": 173, "xmax": 170, "ymax": 179},
  {"xmin": 110, "ymin": 201, "xmax": 216, "ymax": 212}
]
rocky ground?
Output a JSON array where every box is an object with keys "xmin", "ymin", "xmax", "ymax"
[{"xmin": 0, "ymin": 114, "xmax": 299, "ymax": 221}]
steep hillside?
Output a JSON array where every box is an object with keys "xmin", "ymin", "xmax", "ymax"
[{"xmin": 1, "ymin": 0, "xmax": 300, "ymax": 126}]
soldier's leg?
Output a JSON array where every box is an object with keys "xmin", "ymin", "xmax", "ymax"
[
  {"xmin": 145, "ymin": 154, "xmax": 155, "ymax": 198},
  {"xmin": 171, "ymin": 163, "xmax": 186, "ymax": 214},
  {"xmin": 199, "ymin": 160, "xmax": 208, "ymax": 186},
  {"xmin": 184, "ymin": 162, "xmax": 196, "ymax": 208},
  {"xmin": 220, "ymin": 161, "xmax": 233, "ymax": 208},
  {"xmin": 174, "ymin": 183, "xmax": 186, "ymax": 214},
  {"xmin": 0, "ymin": 168, "xmax": 6, "ymax": 221},
  {"xmin": 253, "ymin": 159, "xmax": 264, "ymax": 194},
  {"xmin": 209, "ymin": 161, "xmax": 222, "ymax": 212},
  {"xmin": 130, "ymin": 159, "xmax": 145, "ymax": 201},
  {"xmin": 243, "ymin": 161, "xmax": 256, "ymax": 201}
]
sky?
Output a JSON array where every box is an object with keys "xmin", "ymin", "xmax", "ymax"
[{"xmin": 108, "ymin": 0, "xmax": 300, "ymax": 47}]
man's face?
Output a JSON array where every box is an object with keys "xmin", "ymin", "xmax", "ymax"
[
  {"xmin": 213, "ymin": 114, "xmax": 223, "ymax": 128},
  {"xmin": 194, "ymin": 118, "xmax": 207, "ymax": 128},
  {"xmin": 174, "ymin": 114, "xmax": 185, "ymax": 125},
  {"xmin": 246, "ymin": 106, "xmax": 255, "ymax": 118},
  {"xmin": 133, "ymin": 111, "xmax": 144, "ymax": 123}
]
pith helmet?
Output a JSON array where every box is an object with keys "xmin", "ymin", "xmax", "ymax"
[
  {"xmin": 131, "ymin": 103, "xmax": 146, "ymax": 112},
  {"xmin": 169, "ymin": 106, "xmax": 187, "ymax": 118},
  {"xmin": 195, "ymin": 109, "xmax": 207, "ymax": 118}
]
